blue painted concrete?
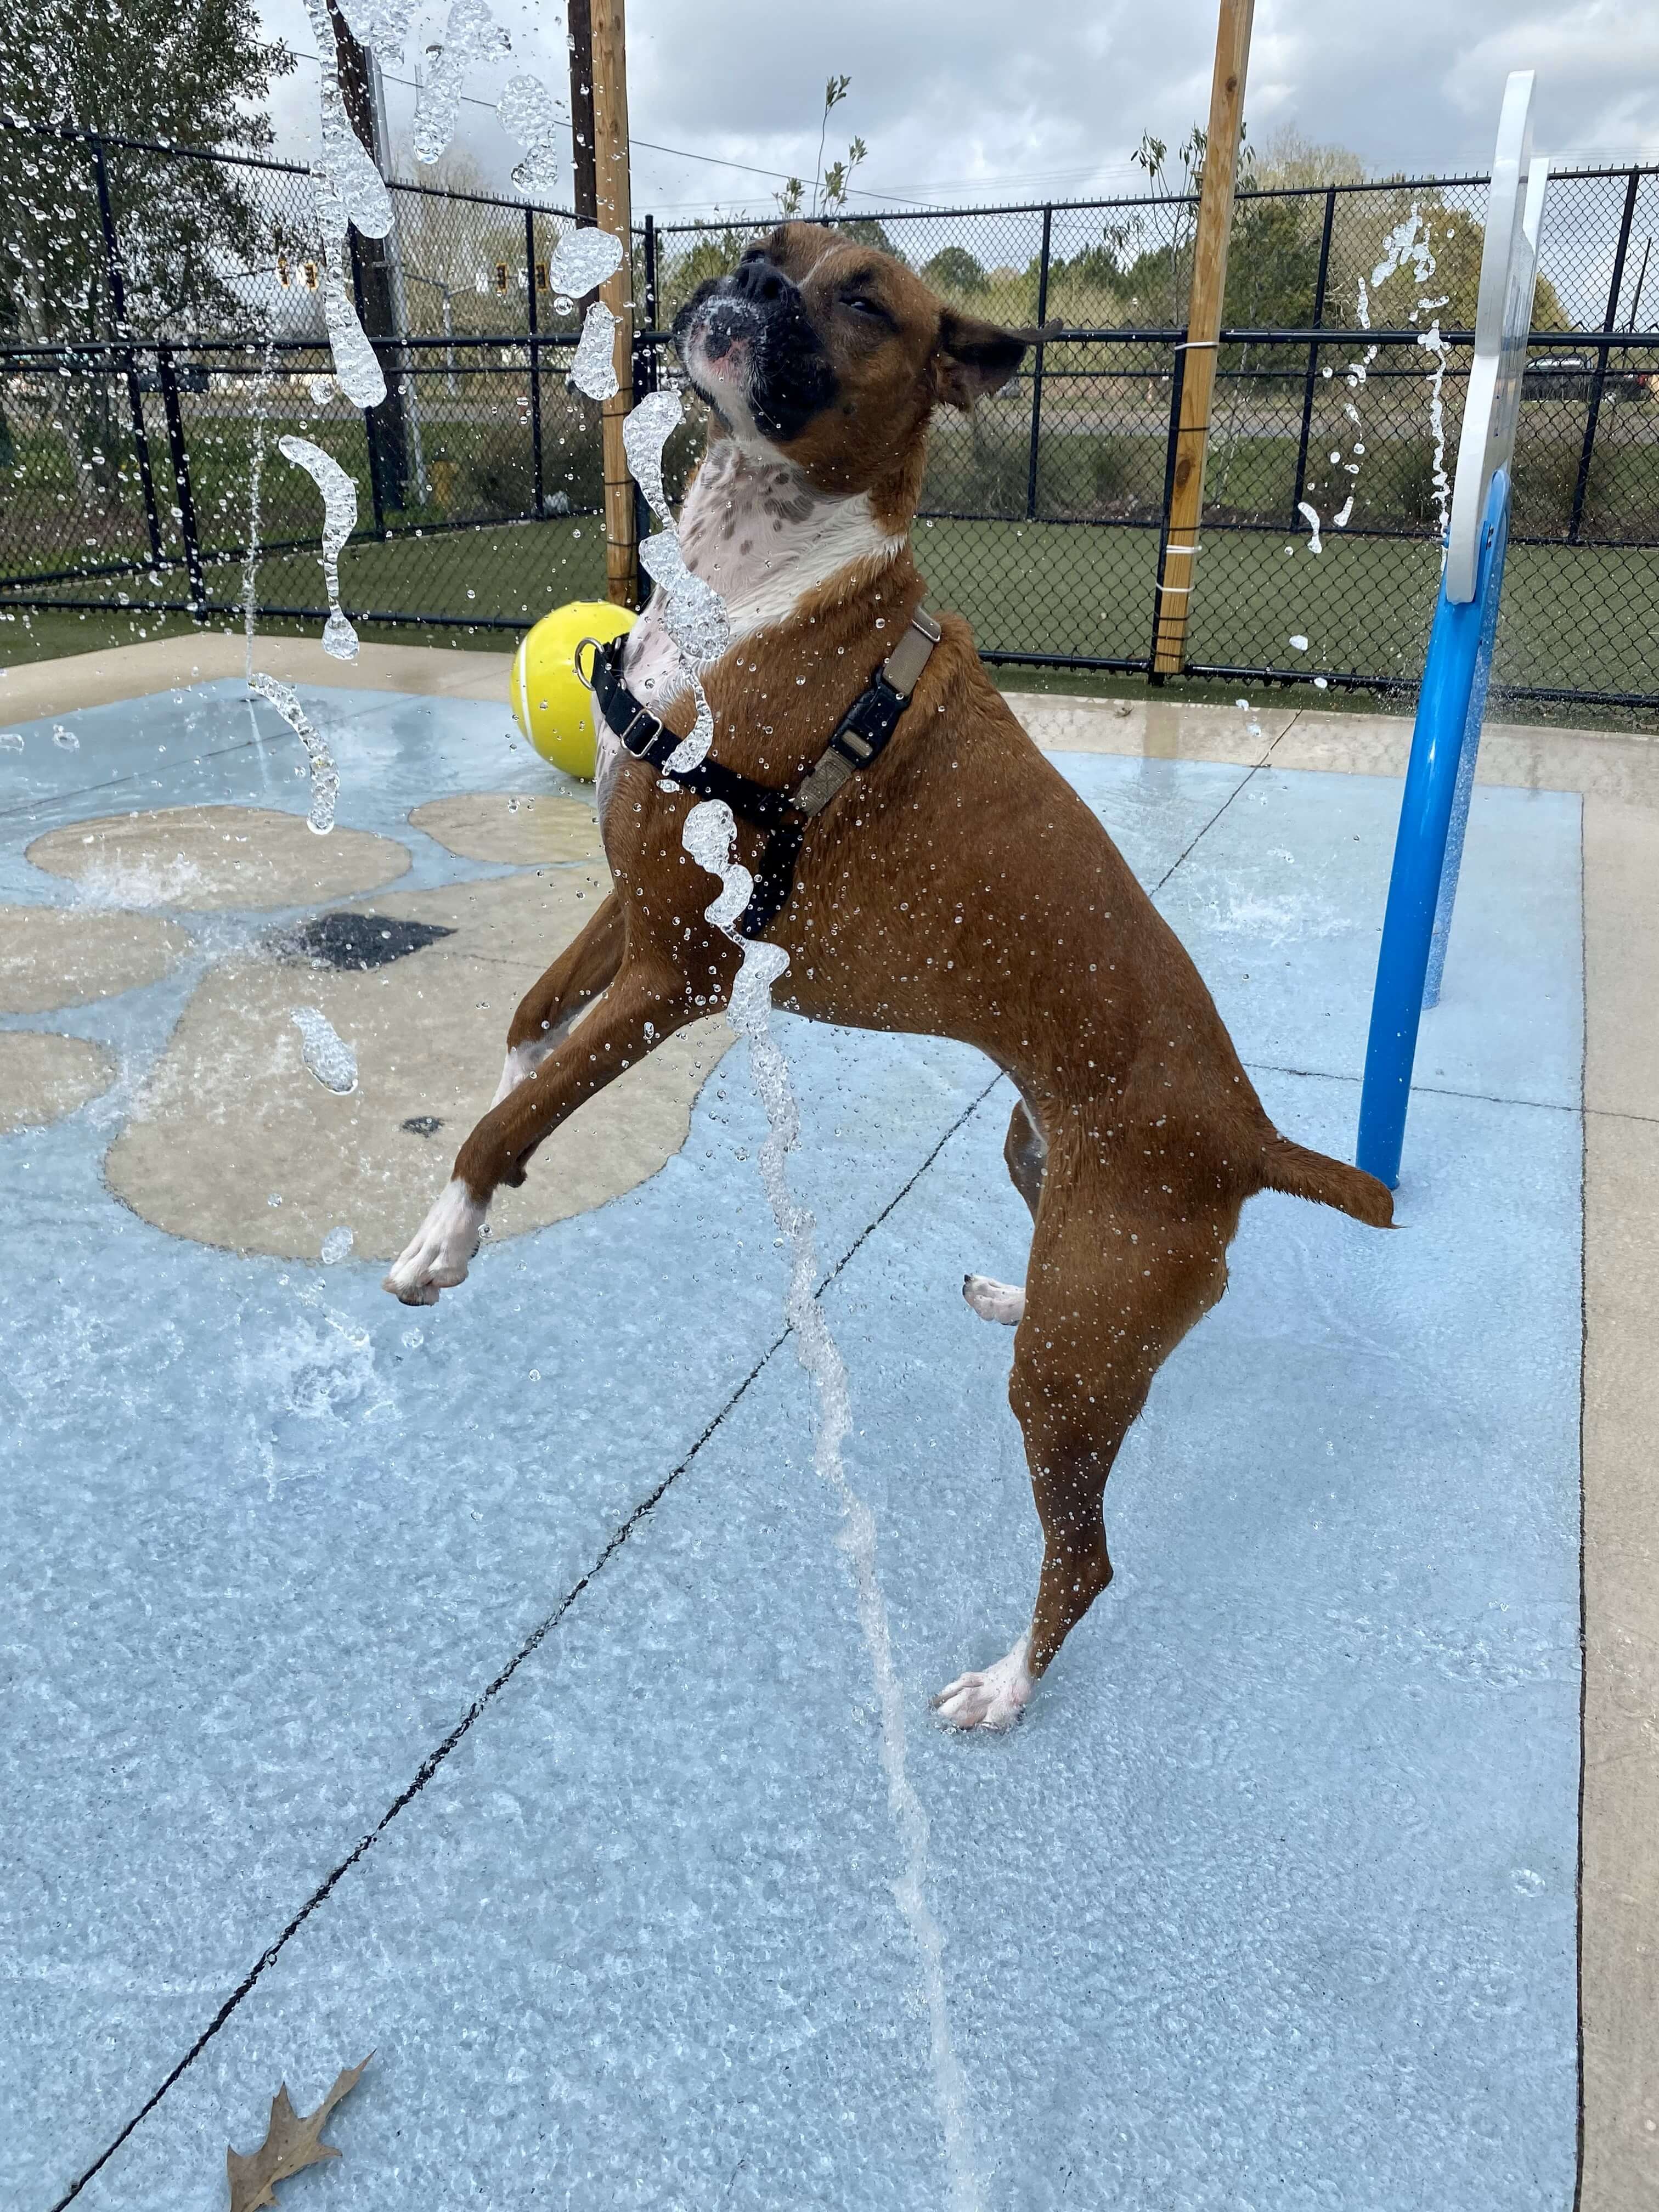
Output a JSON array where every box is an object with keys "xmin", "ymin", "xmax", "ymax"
[{"xmin": 1, "ymin": 687, "xmax": 1581, "ymax": 2210}]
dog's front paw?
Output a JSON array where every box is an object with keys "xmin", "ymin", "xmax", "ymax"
[
  {"xmin": 963, "ymin": 1273, "xmax": 1026, "ymax": 1325},
  {"xmin": 932, "ymin": 1634, "xmax": 1035, "ymax": 1732},
  {"xmin": 382, "ymin": 1178, "xmax": 487, "ymax": 1305}
]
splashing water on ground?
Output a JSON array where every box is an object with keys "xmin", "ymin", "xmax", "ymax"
[
  {"xmin": 291, "ymin": 1006, "xmax": 358, "ymax": 1093},
  {"xmin": 571, "ymin": 300, "xmax": 620, "ymax": 400},
  {"xmin": 277, "ymin": 435, "xmax": 360, "ymax": 661},
  {"xmin": 627, "ymin": 347, "xmax": 984, "ymax": 2212},
  {"xmin": 246, "ymin": 674, "xmax": 340, "ymax": 833}
]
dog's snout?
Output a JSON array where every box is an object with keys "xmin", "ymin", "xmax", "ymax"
[{"xmin": 732, "ymin": 255, "xmax": 792, "ymax": 308}]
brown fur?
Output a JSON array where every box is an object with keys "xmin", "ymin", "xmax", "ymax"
[{"xmin": 421, "ymin": 223, "xmax": 1393, "ymax": 1706}]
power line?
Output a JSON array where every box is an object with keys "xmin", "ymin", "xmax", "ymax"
[{"xmin": 289, "ymin": 48, "xmax": 1142, "ymax": 213}]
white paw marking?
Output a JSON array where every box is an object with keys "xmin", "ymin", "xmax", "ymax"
[
  {"xmin": 382, "ymin": 1177, "xmax": 487, "ymax": 1305},
  {"xmin": 490, "ymin": 1038, "xmax": 554, "ymax": 1109},
  {"xmin": 963, "ymin": 1273, "xmax": 1026, "ymax": 1326},
  {"xmin": 932, "ymin": 1633, "xmax": 1035, "ymax": 1732}
]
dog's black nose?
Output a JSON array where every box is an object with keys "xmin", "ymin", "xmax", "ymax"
[{"xmin": 732, "ymin": 254, "xmax": 792, "ymax": 307}]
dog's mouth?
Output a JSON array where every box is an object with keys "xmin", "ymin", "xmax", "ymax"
[
  {"xmin": 678, "ymin": 295, "xmax": 761, "ymax": 408},
  {"xmin": 673, "ymin": 273, "xmax": 838, "ymax": 446}
]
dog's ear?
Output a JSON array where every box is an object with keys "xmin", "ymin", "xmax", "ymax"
[{"xmin": 933, "ymin": 309, "xmax": 1030, "ymax": 410}]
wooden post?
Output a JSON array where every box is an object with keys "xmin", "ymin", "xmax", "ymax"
[
  {"xmin": 588, "ymin": 0, "xmax": 637, "ymax": 608},
  {"xmin": 1150, "ymin": 0, "xmax": 1255, "ymax": 675}
]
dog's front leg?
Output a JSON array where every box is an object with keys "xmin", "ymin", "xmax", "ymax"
[
  {"xmin": 490, "ymin": 893, "xmax": 626, "ymax": 1107},
  {"xmin": 383, "ymin": 950, "xmax": 697, "ymax": 1305}
]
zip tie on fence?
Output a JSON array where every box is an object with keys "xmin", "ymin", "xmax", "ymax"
[{"xmin": 1174, "ymin": 338, "xmax": 1220, "ymax": 349}]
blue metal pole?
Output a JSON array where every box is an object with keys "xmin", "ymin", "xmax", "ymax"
[
  {"xmin": 1424, "ymin": 480, "xmax": 1510, "ymax": 1008},
  {"xmin": 1356, "ymin": 469, "xmax": 1510, "ymax": 1188}
]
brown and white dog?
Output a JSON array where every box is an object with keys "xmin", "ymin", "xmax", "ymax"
[{"xmin": 385, "ymin": 223, "xmax": 1392, "ymax": 1729}]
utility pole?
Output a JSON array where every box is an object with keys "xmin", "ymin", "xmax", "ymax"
[
  {"xmin": 567, "ymin": 0, "xmax": 599, "ymax": 233},
  {"xmin": 1150, "ymin": 0, "xmax": 1254, "ymax": 675},
  {"xmin": 587, "ymin": 0, "xmax": 637, "ymax": 606},
  {"xmin": 326, "ymin": 0, "xmax": 416, "ymax": 513},
  {"xmin": 565, "ymin": 0, "xmax": 602, "ymax": 318}
]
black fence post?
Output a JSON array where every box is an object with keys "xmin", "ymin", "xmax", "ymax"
[
  {"xmin": 88, "ymin": 134, "xmax": 163, "ymax": 572},
  {"xmin": 155, "ymin": 345, "xmax": 204, "ymax": 616},
  {"xmin": 1570, "ymin": 166, "xmax": 1641, "ymax": 545},
  {"xmin": 525, "ymin": 206, "xmax": 545, "ymax": 518},
  {"xmin": 349, "ymin": 233, "xmax": 388, "ymax": 535},
  {"xmin": 1023, "ymin": 204, "xmax": 1053, "ymax": 522},
  {"xmin": 642, "ymin": 213, "xmax": 658, "ymax": 355},
  {"xmin": 1291, "ymin": 184, "xmax": 1336, "ymax": 526},
  {"xmin": 1147, "ymin": 342, "xmax": 1189, "ymax": 678}
]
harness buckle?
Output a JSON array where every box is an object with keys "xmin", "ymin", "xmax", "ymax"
[
  {"xmin": 572, "ymin": 636, "xmax": 603, "ymax": 691},
  {"xmin": 792, "ymin": 749, "xmax": 856, "ymax": 817}
]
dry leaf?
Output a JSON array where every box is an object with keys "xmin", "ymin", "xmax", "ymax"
[{"xmin": 226, "ymin": 2054, "xmax": 371, "ymax": 2211}]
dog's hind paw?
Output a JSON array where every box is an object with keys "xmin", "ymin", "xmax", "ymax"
[
  {"xmin": 382, "ymin": 1177, "xmax": 487, "ymax": 1305},
  {"xmin": 932, "ymin": 1634, "xmax": 1034, "ymax": 1732},
  {"xmin": 963, "ymin": 1273, "xmax": 1026, "ymax": 1326}
]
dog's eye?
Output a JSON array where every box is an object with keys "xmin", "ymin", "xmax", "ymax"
[{"xmin": 842, "ymin": 295, "xmax": 890, "ymax": 324}]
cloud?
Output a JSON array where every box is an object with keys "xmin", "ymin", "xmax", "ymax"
[{"xmin": 256, "ymin": 0, "xmax": 1659, "ymax": 221}]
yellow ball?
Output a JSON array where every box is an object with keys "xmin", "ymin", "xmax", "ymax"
[{"xmin": 510, "ymin": 600, "xmax": 637, "ymax": 781}]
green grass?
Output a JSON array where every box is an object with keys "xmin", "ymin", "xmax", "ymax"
[
  {"xmin": 914, "ymin": 516, "xmax": 1659, "ymax": 710},
  {"xmin": 7, "ymin": 511, "xmax": 1656, "ymax": 730}
]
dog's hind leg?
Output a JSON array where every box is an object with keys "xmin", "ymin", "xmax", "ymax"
[
  {"xmin": 938, "ymin": 1149, "xmax": 1236, "ymax": 1730},
  {"xmin": 491, "ymin": 892, "xmax": 627, "ymax": 1106},
  {"xmin": 963, "ymin": 1094, "xmax": 1047, "ymax": 1327},
  {"xmin": 385, "ymin": 944, "xmax": 703, "ymax": 1305}
]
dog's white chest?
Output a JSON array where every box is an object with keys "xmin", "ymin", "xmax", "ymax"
[{"xmin": 606, "ymin": 445, "xmax": 900, "ymax": 817}]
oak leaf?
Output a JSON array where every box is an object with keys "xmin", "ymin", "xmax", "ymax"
[{"xmin": 226, "ymin": 2055, "xmax": 371, "ymax": 2211}]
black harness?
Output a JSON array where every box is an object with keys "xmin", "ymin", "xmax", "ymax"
[{"xmin": 576, "ymin": 608, "xmax": 941, "ymax": 940}]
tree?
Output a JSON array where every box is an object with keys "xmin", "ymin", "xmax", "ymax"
[
  {"xmin": 836, "ymin": 217, "xmax": 900, "ymax": 256},
  {"xmin": 1250, "ymin": 126, "xmax": 1365, "ymax": 191},
  {"xmin": 1, "ymin": 0, "xmax": 295, "ymax": 344},
  {"xmin": 922, "ymin": 246, "xmax": 990, "ymax": 297},
  {"xmin": 1, "ymin": 0, "xmax": 292, "ymax": 514}
]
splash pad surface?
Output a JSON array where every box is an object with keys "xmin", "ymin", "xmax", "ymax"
[{"xmin": 2, "ymin": 681, "xmax": 1581, "ymax": 2209}]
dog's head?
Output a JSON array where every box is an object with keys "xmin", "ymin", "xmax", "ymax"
[{"xmin": 672, "ymin": 222, "xmax": 1030, "ymax": 512}]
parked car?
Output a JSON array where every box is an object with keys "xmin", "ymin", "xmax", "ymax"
[{"xmin": 1522, "ymin": 356, "xmax": 1653, "ymax": 403}]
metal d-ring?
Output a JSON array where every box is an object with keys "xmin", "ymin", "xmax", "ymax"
[{"xmin": 572, "ymin": 636, "xmax": 602, "ymax": 691}]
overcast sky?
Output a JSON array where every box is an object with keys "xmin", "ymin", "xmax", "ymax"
[{"xmin": 257, "ymin": 0, "xmax": 1659, "ymax": 216}]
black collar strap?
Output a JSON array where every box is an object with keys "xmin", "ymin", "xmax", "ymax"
[{"xmin": 577, "ymin": 608, "xmax": 941, "ymax": 939}]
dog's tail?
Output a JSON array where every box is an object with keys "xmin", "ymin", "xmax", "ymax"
[{"xmin": 1257, "ymin": 1132, "xmax": 1393, "ymax": 1228}]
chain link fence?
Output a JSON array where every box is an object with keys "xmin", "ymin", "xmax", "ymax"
[{"xmin": 4, "ymin": 122, "xmax": 1657, "ymax": 712}]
